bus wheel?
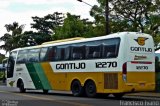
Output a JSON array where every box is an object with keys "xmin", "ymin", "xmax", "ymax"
[
  {"xmin": 19, "ymin": 81, "xmax": 26, "ymax": 93},
  {"xmin": 71, "ymin": 80, "xmax": 84, "ymax": 97},
  {"xmin": 43, "ymin": 89, "xmax": 49, "ymax": 94},
  {"xmin": 85, "ymin": 80, "xmax": 96, "ymax": 97},
  {"xmin": 113, "ymin": 93, "xmax": 124, "ymax": 99}
]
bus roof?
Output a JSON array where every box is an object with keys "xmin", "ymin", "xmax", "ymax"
[
  {"xmin": 11, "ymin": 32, "xmax": 151, "ymax": 52},
  {"xmin": 42, "ymin": 37, "xmax": 85, "ymax": 45},
  {"xmin": 42, "ymin": 32, "xmax": 151, "ymax": 47}
]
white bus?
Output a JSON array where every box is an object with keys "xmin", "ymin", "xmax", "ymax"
[{"xmin": 6, "ymin": 32, "xmax": 155, "ymax": 98}]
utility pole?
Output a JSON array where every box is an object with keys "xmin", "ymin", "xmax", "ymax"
[{"xmin": 105, "ymin": 0, "xmax": 109, "ymax": 35}]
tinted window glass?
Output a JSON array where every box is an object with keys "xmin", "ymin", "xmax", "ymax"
[
  {"xmin": 40, "ymin": 47, "xmax": 49, "ymax": 62},
  {"xmin": 71, "ymin": 45, "xmax": 85, "ymax": 60},
  {"xmin": 28, "ymin": 49, "xmax": 40, "ymax": 62},
  {"xmin": 85, "ymin": 38, "xmax": 120, "ymax": 59},
  {"xmin": 48, "ymin": 47, "xmax": 56, "ymax": 61},
  {"xmin": 55, "ymin": 46, "xmax": 70, "ymax": 61},
  {"xmin": 86, "ymin": 45, "xmax": 102, "ymax": 59},
  {"xmin": 38, "ymin": 38, "xmax": 120, "ymax": 61},
  {"xmin": 102, "ymin": 38, "xmax": 120, "ymax": 58},
  {"xmin": 17, "ymin": 50, "xmax": 28, "ymax": 64}
]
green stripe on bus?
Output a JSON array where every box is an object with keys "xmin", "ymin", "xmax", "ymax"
[
  {"xmin": 33, "ymin": 63, "xmax": 52, "ymax": 90},
  {"xmin": 26, "ymin": 63, "xmax": 43, "ymax": 89}
]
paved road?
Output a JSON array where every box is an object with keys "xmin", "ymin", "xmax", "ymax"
[{"xmin": 0, "ymin": 86, "xmax": 160, "ymax": 106}]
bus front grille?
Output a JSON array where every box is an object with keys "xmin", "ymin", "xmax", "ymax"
[{"xmin": 104, "ymin": 73, "xmax": 118, "ymax": 89}]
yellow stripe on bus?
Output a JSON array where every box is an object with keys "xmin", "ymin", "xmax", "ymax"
[
  {"xmin": 40, "ymin": 62, "xmax": 67, "ymax": 90},
  {"xmin": 40, "ymin": 62, "xmax": 55, "ymax": 89}
]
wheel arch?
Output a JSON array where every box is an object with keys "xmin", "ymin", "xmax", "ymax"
[
  {"xmin": 84, "ymin": 78, "xmax": 96, "ymax": 87},
  {"xmin": 70, "ymin": 79, "xmax": 81, "ymax": 90},
  {"xmin": 17, "ymin": 78, "xmax": 24, "ymax": 88},
  {"xmin": 70, "ymin": 78, "xmax": 97, "ymax": 89},
  {"xmin": 84, "ymin": 78, "xmax": 97, "ymax": 97}
]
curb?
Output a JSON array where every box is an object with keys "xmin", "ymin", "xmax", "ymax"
[{"xmin": 126, "ymin": 93, "xmax": 160, "ymax": 98}]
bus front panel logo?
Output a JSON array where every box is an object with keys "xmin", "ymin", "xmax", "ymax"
[{"xmin": 134, "ymin": 37, "xmax": 148, "ymax": 46}]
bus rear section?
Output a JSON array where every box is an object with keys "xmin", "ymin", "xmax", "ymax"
[{"xmin": 121, "ymin": 33, "xmax": 155, "ymax": 92}]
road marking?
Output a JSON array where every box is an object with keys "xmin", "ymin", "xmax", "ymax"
[
  {"xmin": 124, "ymin": 95, "xmax": 160, "ymax": 100},
  {"xmin": 0, "ymin": 90, "xmax": 92, "ymax": 106}
]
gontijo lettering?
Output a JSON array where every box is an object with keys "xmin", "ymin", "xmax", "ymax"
[
  {"xmin": 56, "ymin": 62, "xmax": 86, "ymax": 70},
  {"xmin": 130, "ymin": 47, "xmax": 152, "ymax": 52}
]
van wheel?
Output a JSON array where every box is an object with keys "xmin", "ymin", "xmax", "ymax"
[
  {"xmin": 19, "ymin": 81, "xmax": 26, "ymax": 93},
  {"xmin": 71, "ymin": 80, "xmax": 84, "ymax": 97},
  {"xmin": 43, "ymin": 89, "xmax": 49, "ymax": 94},
  {"xmin": 85, "ymin": 80, "xmax": 96, "ymax": 97},
  {"xmin": 113, "ymin": 93, "xmax": 124, "ymax": 99}
]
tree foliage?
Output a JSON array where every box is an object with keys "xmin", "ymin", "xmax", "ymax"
[
  {"xmin": 0, "ymin": 22, "xmax": 25, "ymax": 52},
  {"xmin": 53, "ymin": 13, "xmax": 104, "ymax": 40},
  {"xmin": 90, "ymin": 0, "xmax": 160, "ymax": 48},
  {"xmin": 31, "ymin": 12, "xmax": 64, "ymax": 43},
  {"xmin": 110, "ymin": 0, "xmax": 160, "ymax": 32},
  {"xmin": 31, "ymin": 12, "xmax": 64, "ymax": 34}
]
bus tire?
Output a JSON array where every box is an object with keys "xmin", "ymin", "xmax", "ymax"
[
  {"xmin": 71, "ymin": 80, "xmax": 84, "ymax": 97},
  {"xmin": 113, "ymin": 93, "xmax": 124, "ymax": 99},
  {"xmin": 19, "ymin": 80, "xmax": 26, "ymax": 93},
  {"xmin": 43, "ymin": 89, "xmax": 49, "ymax": 94},
  {"xmin": 85, "ymin": 80, "xmax": 97, "ymax": 97}
]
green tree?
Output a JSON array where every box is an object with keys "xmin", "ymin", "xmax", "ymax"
[
  {"xmin": 31, "ymin": 12, "xmax": 64, "ymax": 44},
  {"xmin": 18, "ymin": 31, "xmax": 50, "ymax": 46},
  {"xmin": 0, "ymin": 22, "xmax": 25, "ymax": 52},
  {"xmin": 144, "ymin": 15, "xmax": 160, "ymax": 49},
  {"xmin": 17, "ymin": 31, "xmax": 36, "ymax": 47},
  {"xmin": 110, "ymin": 0, "xmax": 160, "ymax": 32},
  {"xmin": 53, "ymin": 13, "xmax": 100, "ymax": 40},
  {"xmin": 90, "ymin": 0, "xmax": 160, "ymax": 48}
]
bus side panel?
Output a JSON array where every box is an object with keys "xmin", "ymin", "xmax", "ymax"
[
  {"xmin": 40, "ymin": 62, "xmax": 67, "ymax": 90},
  {"xmin": 41, "ymin": 62, "xmax": 105, "ymax": 92},
  {"xmin": 7, "ymin": 63, "xmax": 36, "ymax": 89}
]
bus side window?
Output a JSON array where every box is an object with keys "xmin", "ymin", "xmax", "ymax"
[
  {"xmin": 40, "ymin": 47, "xmax": 58, "ymax": 62},
  {"xmin": 72, "ymin": 53, "xmax": 82, "ymax": 59},
  {"xmin": 17, "ymin": 50, "xmax": 28, "ymax": 64},
  {"xmin": 86, "ymin": 45, "xmax": 101, "ymax": 59},
  {"xmin": 28, "ymin": 49, "xmax": 40, "ymax": 63},
  {"xmin": 48, "ymin": 47, "xmax": 56, "ymax": 61},
  {"xmin": 64, "ymin": 46, "xmax": 70, "ymax": 60},
  {"xmin": 54, "ymin": 47, "xmax": 67, "ymax": 61},
  {"xmin": 60, "ymin": 48, "xmax": 65, "ymax": 60},
  {"xmin": 40, "ymin": 47, "xmax": 49, "ymax": 62},
  {"xmin": 103, "ymin": 45, "xmax": 117, "ymax": 58},
  {"xmin": 71, "ymin": 46, "xmax": 85, "ymax": 60},
  {"xmin": 86, "ymin": 46, "xmax": 93, "ymax": 59},
  {"xmin": 58, "ymin": 47, "xmax": 71, "ymax": 61},
  {"xmin": 93, "ymin": 51, "xmax": 101, "ymax": 58}
]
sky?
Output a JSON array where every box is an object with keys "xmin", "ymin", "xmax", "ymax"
[{"xmin": 0, "ymin": 0, "xmax": 98, "ymax": 55}]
